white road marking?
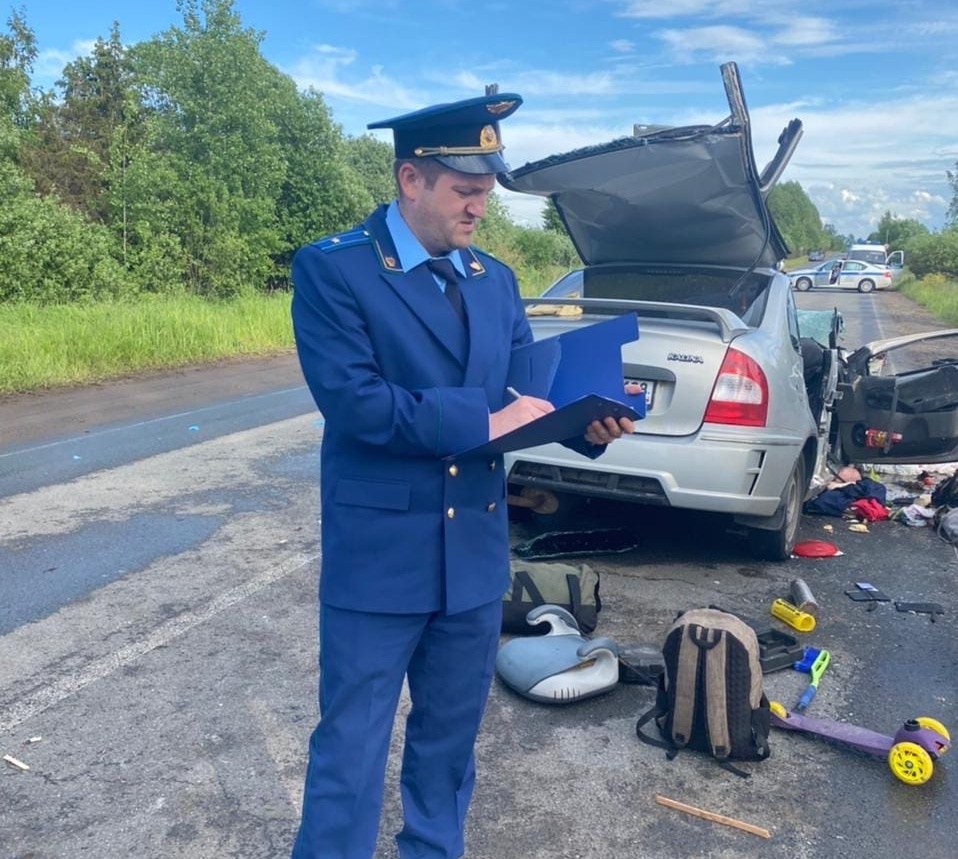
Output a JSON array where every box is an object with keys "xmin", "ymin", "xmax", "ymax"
[{"xmin": 0, "ymin": 550, "xmax": 318, "ymax": 735}]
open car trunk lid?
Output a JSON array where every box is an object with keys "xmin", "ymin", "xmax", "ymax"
[{"xmin": 500, "ymin": 62, "xmax": 801, "ymax": 271}]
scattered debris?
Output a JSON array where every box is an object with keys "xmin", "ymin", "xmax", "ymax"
[
  {"xmin": 654, "ymin": 795, "xmax": 771, "ymax": 839},
  {"xmin": 792, "ymin": 540, "xmax": 842, "ymax": 558},
  {"xmin": 789, "ymin": 578, "xmax": 819, "ymax": 615},
  {"xmin": 895, "ymin": 601, "xmax": 944, "ymax": 618},
  {"xmin": 848, "ymin": 522, "xmax": 869, "ymax": 533},
  {"xmin": 771, "ymin": 598, "xmax": 816, "ymax": 633},
  {"xmin": 512, "ymin": 528, "xmax": 638, "ymax": 561},
  {"xmin": 895, "ymin": 504, "xmax": 937, "ymax": 527},
  {"xmin": 3, "ymin": 754, "xmax": 30, "ymax": 771},
  {"xmin": 845, "ymin": 582, "xmax": 891, "ymax": 602}
]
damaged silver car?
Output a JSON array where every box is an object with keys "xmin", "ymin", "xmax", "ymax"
[{"xmin": 501, "ymin": 62, "xmax": 958, "ymax": 560}]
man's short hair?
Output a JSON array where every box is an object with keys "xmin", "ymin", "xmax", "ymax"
[{"xmin": 394, "ymin": 157, "xmax": 446, "ymax": 192}]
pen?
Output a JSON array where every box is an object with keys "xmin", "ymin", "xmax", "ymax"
[{"xmin": 506, "ymin": 386, "xmax": 522, "ymax": 400}]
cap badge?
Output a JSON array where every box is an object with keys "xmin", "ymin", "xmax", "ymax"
[
  {"xmin": 479, "ymin": 125, "xmax": 498, "ymax": 150},
  {"xmin": 486, "ymin": 99, "xmax": 518, "ymax": 116}
]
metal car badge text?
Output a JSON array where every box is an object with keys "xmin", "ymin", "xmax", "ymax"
[{"xmin": 667, "ymin": 352, "xmax": 705, "ymax": 364}]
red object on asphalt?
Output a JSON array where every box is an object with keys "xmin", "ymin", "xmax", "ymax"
[{"xmin": 792, "ymin": 540, "xmax": 841, "ymax": 558}]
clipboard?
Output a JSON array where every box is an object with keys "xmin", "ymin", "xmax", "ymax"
[
  {"xmin": 506, "ymin": 312, "xmax": 645, "ymax": 409},
  {"xmin": 453, "ymin": 312, "xmax": 645, "ymax": 458},
  {"xmin": 456, "ymin": 393, "xmax": 641, "ymax": 458}
]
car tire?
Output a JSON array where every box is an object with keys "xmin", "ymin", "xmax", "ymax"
[
  {"xmin": 748, "ymin": 458, "xmax": 806, "ymax": 561},
  {"xmin": 794, "ymin": 277, "xmax": 812, "ymax": 292},
  {"xmin": 858, "ymin": 279, "xmax": 875, "ymax": 293}
]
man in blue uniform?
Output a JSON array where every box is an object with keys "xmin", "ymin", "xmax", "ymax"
[{"xmin": 290, "ymin": 91, "xmax": 635, "ymax": 859}]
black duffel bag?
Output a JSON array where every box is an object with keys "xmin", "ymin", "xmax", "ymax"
[{"xmin": 501, "ymin": 560, "xmax": 601, "ymax": 635}]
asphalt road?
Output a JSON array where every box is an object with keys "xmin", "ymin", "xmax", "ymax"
[{"xmin": 1, "ymin": 291, "xmax": 955, "ymax": 859}]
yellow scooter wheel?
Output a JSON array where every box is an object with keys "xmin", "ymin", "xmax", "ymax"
[
  {"xmin": 888, "ymin": 741, "xmax": 934, "ymax": 785},
  {"xmin": 770, "ymin": 701, "xmax": 788, "ymax": 719},
  {"xmin": 915, "ymin": 717, "xmax": 951, "ymax": 747}
]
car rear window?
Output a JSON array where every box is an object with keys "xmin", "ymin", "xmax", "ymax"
[{"xmin": 581, "ymin": 264, "xmax": 771, "ymax": 318}]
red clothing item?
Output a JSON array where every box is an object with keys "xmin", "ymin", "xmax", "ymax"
[{"xmin": 847, "ymin": 497, "xmax": 889, "ymax": 522}]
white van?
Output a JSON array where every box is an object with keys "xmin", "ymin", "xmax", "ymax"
[{"xmin": 848, "ymin": 242, "xmax": 904, "ymax": 268}]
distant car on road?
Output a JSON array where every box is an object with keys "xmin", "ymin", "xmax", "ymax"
[
  {"xmin": 808, "ymin": 250, "xmax": 825, "ymax": 261},
  {"xmin": 790, "ymin": 259, "xmax": 892, "ymax": 293}
]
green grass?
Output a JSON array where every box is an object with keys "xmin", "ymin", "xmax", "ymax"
[
  {"xmin": 899, "ymin": 273, "xmax": 958, "ymax": 326},
  {"xmin": 4, "ymin": 270, "xmax": 958, "ymax": 396},
  {"xmin": 0, "ymin": 292, "xmax": 294, "ymax": 394}
]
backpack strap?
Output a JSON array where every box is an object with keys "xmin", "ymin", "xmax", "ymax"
[
  {"xmin": 671, "ymin": 622, "xmax": 705, "ymax": 747},
  {"xmin": 564, "ymin": 572, "xmax": 583, "ymax": 620},
  {"xmin": 702, "ymin": 627, "xmax": 731, "ymax": 759},
  {"xmin": 512, "ymin": 569, "xmax": 546, "ymax": 608},
  {"xmin": 635, "ymin": 698, "xmax": 673, "ymax": 753}
]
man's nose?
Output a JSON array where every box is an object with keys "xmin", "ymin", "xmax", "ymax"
[{"xmin": 465, "ymin": 197, "xmax": 486, "ymax": 219}]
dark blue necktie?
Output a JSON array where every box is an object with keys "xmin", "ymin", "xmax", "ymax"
[{"xmin": 426, "ymin": 258, "xmax": 465, "ymax": 324}]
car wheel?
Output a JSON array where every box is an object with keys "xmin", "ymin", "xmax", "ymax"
[
  {"xmin": 794, "ymin": 277, "xmax": 812, "ymax": 292},
  {"xmin": 858, "ymin": 279, "xmax": 875, "ymax": 293},
  {"xmin": 748, "ymin": 458, "xmax": 806, "ymax": 561}
]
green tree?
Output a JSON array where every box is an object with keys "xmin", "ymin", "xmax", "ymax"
[
  {"xmin": 274, "ymin": 87, "xmax": 374, "ymax": 276},
  {"xmin": 767, "ymin": 181, "xmax": 830, "ymax": 255},
  {"xmin": 905, "ymin": 226, "xmax": 958, "ymax": 278},
  {"xmin": 129, "ymin": 0, "xmax": 287, "ymax": 296},
  {"xmin": 946, "ymin": 163, "xmax": 958, "ymax": 227},
  {"xmin": 343, "ymin": 133, "xmax": 394, "ymax": 207},
  {"xmin": 0, "ymin": 7, "xmax": 35, "ymax": 135},
  {"xmin": 542, "ymin": 199, "xmax": 564, "ymax": 232},
  {"xmin": 867, "ymin": 211, "xmax": 929, "ymax": 249},
  {"xmin": 0, "ymin": 156, "xmax": 132, "ymax": 303},
  {"xmin": 21, "ymin": 24, "xmax": 141, "ymax": 225},
  {"xmin": 821, "ymin": 223, "xmax": 845, "ymax": 252},
  {"xmin": 0, "ymin": 8, "xmax": 36, "ymax": 180}
]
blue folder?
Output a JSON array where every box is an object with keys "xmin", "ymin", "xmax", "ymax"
[{"xmin": 453, "ymin": 312, "xmax": 645, "ymax": 458}]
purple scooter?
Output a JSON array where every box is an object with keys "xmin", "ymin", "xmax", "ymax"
[{"xmin": 770, "ymin": 701, "xmax": 951, "ymax": 785}]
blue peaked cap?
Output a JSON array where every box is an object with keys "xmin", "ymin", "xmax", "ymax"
[{"xmin": 368, "ymin": 92, "xmax": 522, "ymax": 174}]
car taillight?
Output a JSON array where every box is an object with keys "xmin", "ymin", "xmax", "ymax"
[{"xmin": 703, "ymin": 348, "xmax": 769, "ymax": 427}]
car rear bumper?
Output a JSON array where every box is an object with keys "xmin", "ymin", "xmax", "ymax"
[{"xmin": 505, "ymin": 427, "xmax": 808, "ymax": 517}]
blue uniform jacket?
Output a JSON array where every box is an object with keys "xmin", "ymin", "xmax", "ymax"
[{"xmin": 292, "ymin": 205, "xmax": 534, "ymax": 615}]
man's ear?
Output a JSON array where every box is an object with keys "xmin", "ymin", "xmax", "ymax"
[{"xmin": 396, "ymin": 162, "xmax": 422, "ymax": 200}]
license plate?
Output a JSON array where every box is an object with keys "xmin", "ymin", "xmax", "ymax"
[{"xmin": 625, "ymin": 379, "xmax": 655, "ymax": 409}]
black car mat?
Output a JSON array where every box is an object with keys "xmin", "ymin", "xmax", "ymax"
[
  {"xmin": 512, "ymin": 528, "xmax": 638, "ymax": 561},
  {"xmin": 895, "ymin": 601, "xmax": 944, "ymax": 615}
]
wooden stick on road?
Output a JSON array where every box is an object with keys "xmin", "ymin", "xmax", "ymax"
[{"xmin": 655, "ymin": 795, "xmax": 771, "ymax": 839}]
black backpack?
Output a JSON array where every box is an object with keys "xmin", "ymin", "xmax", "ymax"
[
  {"xmin": 636, "ymin": 608, "xmax": 771, "ymax": 777},
  {"xmin": 932, "ymin": 472, "xmax": 958, "ymax": 507}
]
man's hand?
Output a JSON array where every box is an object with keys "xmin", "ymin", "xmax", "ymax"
[
  {"xmin": 489, "ymin": 395, "xmax": 554, "ymax": 440},
  {"xmin": 583, "ymin": 382, "xmax": 644, "ymax": 445}
]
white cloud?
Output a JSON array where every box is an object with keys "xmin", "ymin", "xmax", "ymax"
[
  {"xmin": 769, "ymin": 16, "xmax": 837, "ymax": 46},
  {"xmin": 33, "ymin": 41, "xmax": 97, "ymax": 88},
  {"xmin": 616, "ymin": 0, "xmax": 756, "ymax": 19},
  {"xmin": 656, "ymin": 25, "xmax": 787, "ymax": 65},
  {"xmin": 285, "ymin": 45, "xmax": 424, "ymax": 109}
]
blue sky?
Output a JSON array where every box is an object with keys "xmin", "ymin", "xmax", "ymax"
[{"xmin": 14, "ymin": 0, "xmax": 958, "ymax": 241}]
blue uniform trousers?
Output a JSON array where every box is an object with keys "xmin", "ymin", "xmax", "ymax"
[{"xmin": 291, "ymin": 599, "xmax": 502, "ymax": 859}]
